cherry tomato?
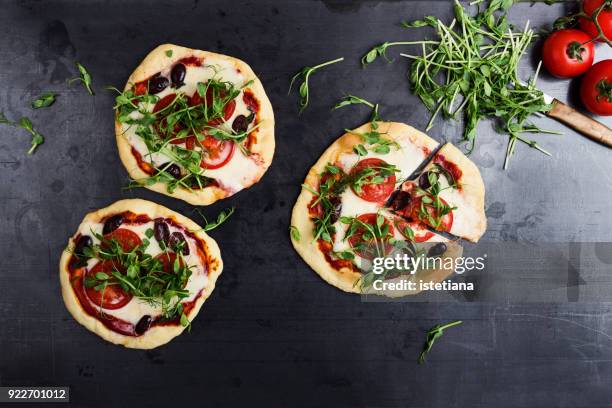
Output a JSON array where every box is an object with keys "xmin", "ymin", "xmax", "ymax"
[
  {"xmin": 394, "ymin": 219, "xmax": 435, "ymax": 243},
  {"xmin": 199, "ymin": 135, "xmax": 235, "ymax": 169},
  {"xmin": 188, "ymin": 88, "xmax": 212, "ymax": 107},
  {"xmin": 347, "ymin": 213, "xmax": 395, "ymax": 259},
  {"xmin": 579, "ymin": 0, "xmax": 612, "ymax": 42},
  {"xmin": 85, "ymin": 260, "xmax": 133, "ymax": 309},
  {"xmin": 580, "ymin": 59, "xmax": 612, "ymax": 116},
  {"xmin": 102, "ymin": 228, "xmax": 142, "ymax": 252},
  {"xmin": 350, "ymin": 158, "xmax": 397, "ymax": 203},
  {"xmin": 542, "ymin": 29, "xmax": 594, "ymax": 78}
]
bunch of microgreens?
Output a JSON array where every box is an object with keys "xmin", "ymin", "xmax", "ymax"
[
  {"xmin": 419, "ymin": 320, "xmax": 463, "ymax": 364},
  {"xmin": 340, "ymin": 214, "xmax": 396, "ymax": 262},
  {"xmin": 78, "ymin": 230, "xmax": 193, "ymax": 327},
  {"xmin": 111, "ymin": 74, "xmax": 256, "ymax": 193},
  {"xmin": 363, "ymin": 0, "xmax": 560, "ymax": 169},
  {"xmin": 415, "ymin": 165, "xmax": 458, "ymax": 230},
  {"xmin": 0, "ymin": 61, "xmax": 93, "ymax": 154},
  {"xmin": 289, "ymin": 57, "xmax": 344, "ymax": 113}
]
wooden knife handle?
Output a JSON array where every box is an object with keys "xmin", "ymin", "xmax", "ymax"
[{"xmin": 547, "ymin": 99, "xmax": 612, "ymax": 148}]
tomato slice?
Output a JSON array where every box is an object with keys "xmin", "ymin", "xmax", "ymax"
[
  {"xmin": 134, "ymin": 81, "xmax": 148, "ymax": 96},
  {"xmin": 347, "ymin": 213, "xmax": 395, "ymax": 259},
  {"xmin": 188, "ymin": 87, "xmax": 213, "ymax": 107},
  {"xmin": 410, "ymin": 196, "xmax": 454, "ymax": 232},
  {"xmin": 208, "ymin": 99, "xmax": 236, "ymax": 125},
  {"xmin": 350, "ymin": 158, "xmax": 397, "ymax": 203},
  {"xmin": 199, "ymin": 136, "xmax": 235, "ymax": 169},
  {"xmin": 155, "ymin": 252, "xmax": 185, "ymax": 273},
  {"xmin": 394, "ymin": 219, "xmax": 435, "ymax": 243},
  {"xmin": 102, "ymin": 228, "xmax": 142, "ymax": 252},
  {"xmin": 189, "ymin": 89, "xmax": 237, "ymax": 125},
  {"xmin": 152, "ymin": 93, "xmax": 192, "ymax": 144},
  {"xmin": 85, "ymin": 260, "xmax": 133, "ymax": 309},
  {"xmin": 153, "ymin": 93, "xmax": 177, "ymax": 113},
  {"xmin": 185, "ymin": 135, "xmax": 196, "ymax": 150}
]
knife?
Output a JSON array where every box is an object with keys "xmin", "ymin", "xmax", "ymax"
[{"xmin": 540, "ymin": 91, "xmax": 612, "ymax": 148}]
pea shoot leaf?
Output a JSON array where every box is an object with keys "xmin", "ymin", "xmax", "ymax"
[
  {"xmin": 288, "ymin": 57, "xmax": 344, "ymax": 113},
  {"xmin": 31, "ymin": 92, "xmax": 57, "ymax": 109},
  {"xmin": 419, "ymin": 320, "xmax": 462, "ymax": 364}
]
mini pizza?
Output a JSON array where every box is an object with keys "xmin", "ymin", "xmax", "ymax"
[
  {"xmin": 290, "ymin": 121, "xmax": 486, "ymax": 296},
  {"xmin": 114, "ymin": 44, "xmax": 275, "ymax": 205},
  {"xmin": 59, "ymin": 199, "xmax": 222, "ymax": 349}
]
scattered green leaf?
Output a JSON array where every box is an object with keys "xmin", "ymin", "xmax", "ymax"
[
  {"xmin": 68, "ymin": 62, "xmax": 94, "ymax": 95},
  {"xmin": 288, "ymin": 57, "xmax": 344, "ymax": 113},
  {"xmin": 31, "ymin": 92, "xmax": 57, "ymax": 109},
  {"xmin": 419, "ymin": 320, "xmax": 463, "ymax": 364},
  {"xmin": 289, "ymin": 225, "xmax": 301, "ymax": 241}
]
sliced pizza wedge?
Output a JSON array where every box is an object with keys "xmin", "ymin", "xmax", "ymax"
[
  {"xmin": 59, "ymin": 199, "xmax": 222, "ymax": 349},
  {"xmin": 114, "ymin": 44, "xmax": 274, "ymax": 205},
  {"xmin": 291, "ymin": 122, "xmax": 464, "ymax": 296},
  {"xmin": 392, "ymin": 143, "xmax": 486, "ymax": 242}
]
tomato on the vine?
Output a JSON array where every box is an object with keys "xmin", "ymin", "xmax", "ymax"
[
  {"xmin": 542, "ymin": 29, "xmax": 594, "ymax": 78},
  {"xmin": 580, "ymin": 59, "xmax": 612, "ymax": 116},
  {"xmin": 579, "ymin": 0, "xmax": 612, "ymax": 42}
]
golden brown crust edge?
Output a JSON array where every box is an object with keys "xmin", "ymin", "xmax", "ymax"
[
  {"xmin": 59, "ymin": 199, "xmax": 223, "ymax": 349},
  {"xmin": 115, "ymin": 43, "xmax": 275, "ymax": 206},
  {"xmin": 290, "ymin": 122, "xmax": 451, "ymax": 296}
]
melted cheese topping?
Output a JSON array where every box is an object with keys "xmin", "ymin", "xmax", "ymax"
[
  {"xmin": 330, "ymin": 141, "xmax": 441, "ymax": 268},
  {"xmin": 121, "ymin": 60, "xmax": 263, "ymax": 193},
  {"xmin": 76, "ymin": 220, "xmax": 208, "ymax": 325},
  {"xmin": 427, "ymin": 169, "xmax": 478, "ymax": 239},
  {"xmin": 336, "ymin": 137, "xmax": 429, "ymax": 181}
]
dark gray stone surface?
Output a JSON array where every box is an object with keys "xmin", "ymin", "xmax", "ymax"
[{"xmin": 0, "ymin": 0, "xmax": 611, "ymax": 407}]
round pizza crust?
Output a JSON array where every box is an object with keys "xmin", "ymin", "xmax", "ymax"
[
  {"xmin": 115, "ymin": 44, "xmax": 275, "ymax": 205},
  {"xmin": 290, "ymin": 121, "xmax": 460, "ymax": 296},
  {"xmin": 59, "ymin": 199, "xmax": 223, "ymax": 349}
]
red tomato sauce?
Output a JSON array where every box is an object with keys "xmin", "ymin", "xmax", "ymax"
[
  {"xmin": 242, "ymin": 89, "xmax": 260, "ymax": 150},
  {"xmin": 131, "ymin": 147, "xmax": 156, "ymax": 175},
  {"xmin": 177, "ymin": 56, "xmax": 204, "ymax": 66},
  {"xmin": 433, "ymin": 154, "xmax": 463, "ymax": 187},
  {"xmin": 318, "ymin": 240, "xmax": 355, "ymax": 271}
]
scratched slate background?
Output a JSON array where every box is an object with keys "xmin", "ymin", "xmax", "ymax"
[{"xmin": 0, "ymin": 0, "xmax": 611, "ymax": 407}]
